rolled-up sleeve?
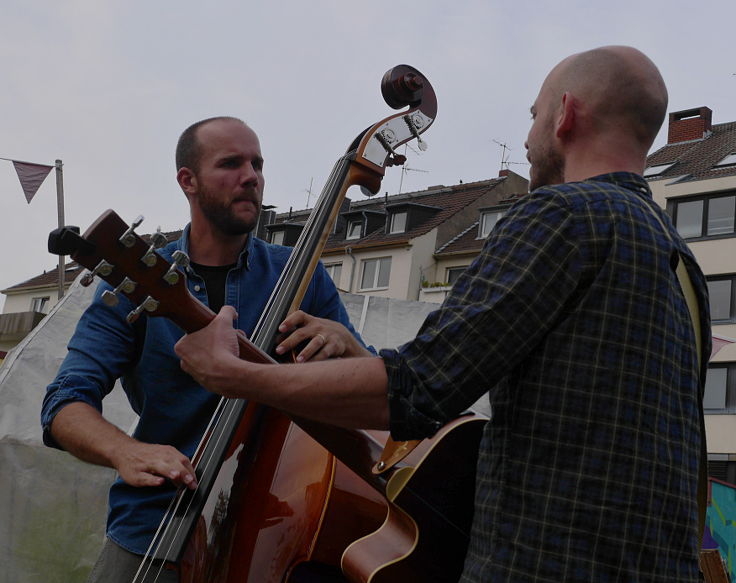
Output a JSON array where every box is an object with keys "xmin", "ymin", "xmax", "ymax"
[{"xmin": 41, "ymin": 283, "xmax": 139, "ymax": 449}]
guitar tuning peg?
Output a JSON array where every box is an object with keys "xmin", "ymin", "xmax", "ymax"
[
  {"xmin": 163, "ymin": 250, "xmax": 190, "ymax": 285},
  {"xmin": 172, "ymin": 250, "xmax": 190, "ymax": 267},
  {"xmin": 80, "ymin": 260, "xmax": 115, "ymax": 287},
  {"xmin": 141, "ymin": 228, "xmax": 169, "ymax": 267},
  {"xmin": 101, "ymin": 277, "xmax": 137, "ymax": 307},
  {"xmin": 101, "ymin": 290, "xmax": 119, "ymax": 307},
  {"xmin": 150, "ymin": 228, "xmax": 168, "ymax": 249},
  {"xmin": 126, "ymin": 296, "xmax": 159, "ymax": 324},
  {"xmin": 141, "ymin": 247, "xmax": 158, "ymax": 268},
  {"xmin": 119, "ymin": 215, "xmax": 144, "ymax": 248},
  {"xmin": 80, "ymin": 271, "xmax": 96, "ymax": 287}
]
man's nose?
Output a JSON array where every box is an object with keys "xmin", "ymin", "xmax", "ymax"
[{"xmin": 241, "ymin": 163, "xmax": 258, "ymax": 185}]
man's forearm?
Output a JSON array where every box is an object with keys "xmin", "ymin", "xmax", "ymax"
[
  {"xmin": 175, "ymin": 305, "xmax": 392, "ymax": 429},
  {"xmin": 50, "ymin": 401, "xmax": 135, "ymax": 468},
  {"xmin": 51, "ymin": 401, "xmax": 199, "ymax": 489},
  {"xmin": 204, "ymin": 355, "xmax": 391, "ymax": 429}
]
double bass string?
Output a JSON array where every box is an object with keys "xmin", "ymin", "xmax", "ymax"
[
  {"xmin": 133, "ymin": 398, "xmax": 233, "ymax": 582},
  {"xmin": 133, "ymin": 152, "xmax": 354, "ymax": 582}
]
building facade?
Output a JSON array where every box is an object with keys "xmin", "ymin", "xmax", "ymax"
[
  {"xmin": 265, "ymin": 170, "xmax": 528, "ymax": 302},
  {"xmin": 646, "ymin": 106, "xmax": 736, "ymax": 484}
]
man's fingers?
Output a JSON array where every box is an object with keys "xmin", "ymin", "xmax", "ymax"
[
  {"xmin": 217, "ymin": 305, "xmax": 238, "ymax": 322},
  {"xmin": 278, "ymin": 310, "xmax": 309, "ymax": 334},
  {"xmin": 117, "ymin": 443, "xmax": 198, "ymax": 490},
  {"xmin": 135, "ymin": 474, "xmax": 166, "ymax": 488},
  {"xmin": 296, "ymin": 333, "xmax": 330, "ymax": 362}
]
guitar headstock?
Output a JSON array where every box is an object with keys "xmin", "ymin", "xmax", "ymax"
[{"xmin": 49, "ymin": 209, "xmax": 196, "ymax": 325}]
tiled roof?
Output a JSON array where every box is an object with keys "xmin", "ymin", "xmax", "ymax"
[
  {"xmin": 646, "ymin": 121, "xmax": 736, "ymax": 183},
  {"xmin": 435, "ymin": 222, "xmax": 484, "ymax": 255},
  {"xmin": 273, "ymin": 177, "xmax": 516, "ymax": 253},
  {"xmin": 2, "ymin": 263, "xmax": 86, "ymax": 292}
]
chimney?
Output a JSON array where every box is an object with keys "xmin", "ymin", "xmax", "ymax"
[
  {"xmin": 667, "ymin": 107, "xmax": 712, "ymax": 144},
  {"xmin": 498, "ymin": 169, "xmax": 509, "ymax": 177}
]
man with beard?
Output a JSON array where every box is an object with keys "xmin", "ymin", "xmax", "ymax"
[
  {"xmin": 42, "ymin": 116, "xmax": 371, "ymax": 582},
  {"xmin": 175, "ymin": 48, "xmax": 711, "ymax": 582}
]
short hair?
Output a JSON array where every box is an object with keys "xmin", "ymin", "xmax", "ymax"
[
  {"xmin": 175, "ymin": 116, "xmax": 245, "ymax": 172},
  {"xmin": 556, "ymin": 47, "xmax": 668, "ymax": 149}
]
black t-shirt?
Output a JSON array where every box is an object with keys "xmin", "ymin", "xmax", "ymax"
[{"xmin": 190, "ymin": 262, "xmax": 235, "ymax": 313}]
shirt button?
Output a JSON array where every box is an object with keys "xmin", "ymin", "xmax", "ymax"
[{"xmin": 194, "ymin": 285, "xmax": 201, "ymax": 292}]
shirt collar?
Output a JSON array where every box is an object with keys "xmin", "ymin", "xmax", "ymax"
[
  {"xmin": 176, "ymin": 223, "xmax": 253, "ymax": 271},
  {"xmin": 584, "ymin": 172, "xmax": 652, "ymax": 198}
]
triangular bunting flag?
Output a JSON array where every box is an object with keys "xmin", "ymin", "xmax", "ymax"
[{"xmin": 12, "ymin": 160, "xmax": 53, "ymax": 203}]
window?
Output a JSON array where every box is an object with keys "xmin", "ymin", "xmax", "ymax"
[
  {"xmin": 389, "ymin": 211, "xmax": 407, "ymax": 234},
  {"xmin": 708, "ymin": 459, "xmax": 736, "ymax": 484},
  {"xmin": 324, "ymin": 263, "xmax": 342, "ymax": 286},
  {"xmin": 704, "ymin": 366, "xmax": 728, "ymax": 409},
  {"xmin": 479, "ymin": 210, "xmax": 505, "ymax": 238},
  {"xmin": 360, "ymin": 257, "xmax": 391, "ymax": 290},
  {"xmin": 270, "ymin": 230, "xmax": 285, "ymax": 245},
  {"xmin": 347, "ymin": 220, "xmax": 362, "ymax": 240},
  {"xmin": 643, "ymin": 162, "xmax": 676, "ymax": 177},
  {"xmin": 671, "ymin": 193, "xmax": 736, "ymax": 240},
  {"xmin": 707, "ymin": 276, "xmax": 736, "ymax": 322},
  {"xmin": 708, "ymin": 196, "xmax": 736, "ymax": 235},
  {"xmin": 704, "ymin": 363, "xmax": 736, "ymax": 412},
  {"xmin": 715, "ymin": 153, "xmax": 736, "ymax": 168},
  {"xmin": 446, "ymin": 266, "xmax": 467, "ymax": 286},
  {"xmin": 31, "ymin": 296, "xmax": 50, "ymax": 313}
]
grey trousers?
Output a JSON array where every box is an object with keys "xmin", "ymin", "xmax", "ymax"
[{"xmin": 86, "ymin": 538, "xmax": 178, "ymax": 583}]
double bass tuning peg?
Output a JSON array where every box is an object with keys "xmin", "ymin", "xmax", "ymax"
[{"xmin": 404, "ymin": 113, "xmax": 428, "ymax": 151}]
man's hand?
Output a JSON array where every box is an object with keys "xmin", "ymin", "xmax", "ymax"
[
  {"xmin": 49, "ymin": 402, "xmax": 198, "ymax": 490},
  {"xmin": 111, "ymin": 441, "xmax": 198, "ymax": 489},
  {"xmin": 175, "ymin": 306, "xmax": 242, "ymax": 395},
  {"xmin": 275, "ymin": 310, "xmax": 373, "ymax": 361}
]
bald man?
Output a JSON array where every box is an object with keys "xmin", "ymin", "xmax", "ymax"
[{"xmin": 176, "ymin": 48, "xmax": 710, "ymax": 582}]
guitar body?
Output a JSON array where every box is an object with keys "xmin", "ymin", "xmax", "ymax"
[{"xmin": 342, "ymin": 414, "xmax": 486, "ymax": 583}]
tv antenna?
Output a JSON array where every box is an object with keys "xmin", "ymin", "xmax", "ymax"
[
  {"xmin": 492, "ymin": 138, "xmax": 530, "ymax": 170},
  {"xmin": 304, "ymin": 177, "xmax": 314, "ymax": 207},
  {"xmin": 398, "ymin": 144, "xmax": 429, "ymax": 193}
]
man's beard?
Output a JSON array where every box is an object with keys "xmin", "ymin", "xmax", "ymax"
[
  {"xmin": 198, "ymin": 188, "xmax": 261, "ymax": 236},
  {"xmin": 529, "ymin": 144, "xmax": 564, "ymax": 191}
]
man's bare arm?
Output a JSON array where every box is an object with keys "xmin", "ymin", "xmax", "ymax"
[
  {"xmin": 51, "ymin": 402, "xmax": 198, "ymax": 489},
  {"xmin": 175, "ymin": 306, "xmax": 390, "ymax": 429}
]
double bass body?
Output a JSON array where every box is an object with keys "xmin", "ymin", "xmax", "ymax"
[{"xmin": 155, "ymin": 65, "xmax": 440, "ymax": 582}]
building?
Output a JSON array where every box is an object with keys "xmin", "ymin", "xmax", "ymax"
[
  {"xmin": 645, "ymin": 106, "xmax": 736, "ymax": 484},
  {"xmin": 0, "ymin": 263, "xmax": 84, "ymax": 353},
  {"xmin": 0, "ymin": 173, "xmax": 531, "ymax": 352},
  {"xmin": 265, "ymin": 169, "xmax": 528, "ymax": 302},
  {"xmin": 0, "ymin": 229, "xmax": 180, "ymax": 355}
]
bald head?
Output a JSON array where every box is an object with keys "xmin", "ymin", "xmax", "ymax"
[{"xmin": 545, "ymin": 46, "xmax": 668, "ymax": 149}]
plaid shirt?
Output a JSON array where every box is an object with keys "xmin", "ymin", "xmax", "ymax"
[{"xmin": 382, "ymin": 173, "xmax": 710, "ymax": 582}]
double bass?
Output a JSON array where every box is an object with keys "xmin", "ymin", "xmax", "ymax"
[{"xmin": 49, "ymin": 65, "xmax": 487, "ymax": 582}]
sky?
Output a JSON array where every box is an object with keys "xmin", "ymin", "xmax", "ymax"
[{"xmin": 1, "ymin": 0, "xmax": 734, "ymax": 308}]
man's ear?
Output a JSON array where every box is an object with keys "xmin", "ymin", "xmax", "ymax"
[
  {"xmin": 555, "ymin": 92, "xmax": 576, "ymax": 139},
  {"xmin": 177, "ymin": 167, "xmax": 197, "ymax": 197}
]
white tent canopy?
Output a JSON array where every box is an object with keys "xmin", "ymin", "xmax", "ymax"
[{"xmin": 0, "ymin": 275, "xmax": 489, "ymax": 582}]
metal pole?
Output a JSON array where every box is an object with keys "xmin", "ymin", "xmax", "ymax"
[{"xmin": 55, "ymin": 159, "xmax": 65, "ymax": 300}]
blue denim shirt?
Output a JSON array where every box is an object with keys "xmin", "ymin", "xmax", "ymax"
[{"xmin": 41, "ymin": 226, "xmax": 366, "ymax": 555}]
